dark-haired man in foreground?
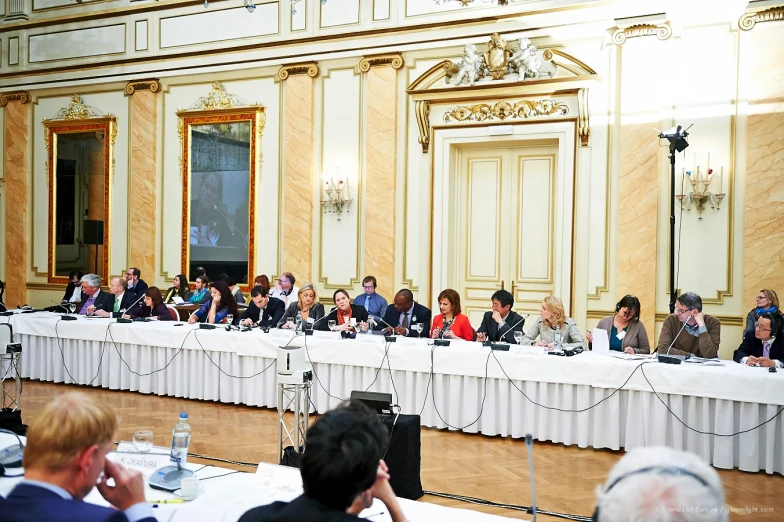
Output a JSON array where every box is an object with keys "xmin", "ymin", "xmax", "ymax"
[{"xmin": 238, "ymin": 401, "xmax": 407, "ymax": 522}]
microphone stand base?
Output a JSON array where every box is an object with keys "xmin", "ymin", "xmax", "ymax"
[{"xmin": 149, "ymin": 465, "xmax": 194, "ymax": 492}]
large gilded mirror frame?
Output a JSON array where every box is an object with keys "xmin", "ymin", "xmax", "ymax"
[
  {"xmin": 43, "ymin": 95, "xmax": 117, "ymax": 285},
  {"xmin": 177, "ymin": 82, "xmax": 265, "ymax": 290}
]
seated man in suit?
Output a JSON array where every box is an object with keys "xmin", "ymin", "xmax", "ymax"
[
  {"xmin": 92, "ymin": 277, "xmax": 140, "ymax": 318},
  {"xmin": 239, "ymin": 400, "xmax": 406, "ymax": 522},
  {"xmin": 476, "ymin": 289, "xmax": 526, "ymax": 344},
  {"xmin": 125, "ymin": 267, "xmax": 148, "ymax": 299},
  {"xmin": 79, "ymin": 274, "xmax": 114, "ymax": 316},
  {"xmin": 733, "ymin": 312, "xmax": 783, "ymax": 368},
  {"xmin": 3, "ymin": 392, "xmax": 156, "ymax": 522},
  {"xmin": 61, "ymin": 271, "xmax": 84, "ymax": 305},
  {"xmin": 381, "ymin": 289, "xmax": 431, "ymax": 337},
  {"xmin": 238, "ymin": 286, "xmax": 285, "ymax": 328}
]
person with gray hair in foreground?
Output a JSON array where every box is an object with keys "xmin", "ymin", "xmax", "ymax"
[{"xmin": 593, "ymin": 446, "xmax": 727, "ymax": 522}]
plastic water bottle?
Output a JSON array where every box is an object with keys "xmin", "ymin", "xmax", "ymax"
[
  {"xmin": 170, "ymin": 413, "xmax": 191, "ymax": 468},
  {"xmin": 295, "ymin": 310, "xmax": 303, "ymax": 332}
]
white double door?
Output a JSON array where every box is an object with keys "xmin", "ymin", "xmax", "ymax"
[{"xmin": 450, "ymin": 145, "xmax": 558, "ymax": 325}]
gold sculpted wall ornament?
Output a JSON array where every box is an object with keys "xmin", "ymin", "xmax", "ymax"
[
  {"xmin": 181, "ymin": 82, "xmax": 256, "ymax": 111},
  {"xmin": 358, "ymin": 53, "xmax": 405, "ymax": 72},
  {"xmin": 47, "ymin": 94, "xmax": 104, "ymax": 120},
  {"xmin": 276, "ymin": 62, "xmax": 320, "ymax": 81},
  {"xmin": 612, "ymin": 14, "xmax": 672, "ymax": 45},
  {"xmin": 443, "ymin": 99, "xmax": 568, "ymax": 123},
  {"xmin": 445, "ymin": 33, "xmax": 557, "ymax": 86},
  {"xmin": 0, "ymin": 91, "xmax": 31, "ymax": 106}
]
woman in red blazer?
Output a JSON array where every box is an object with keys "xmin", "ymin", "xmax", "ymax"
[{"xmin": 431, "ymin": 289, "xmax": 475, "ymax": 341}]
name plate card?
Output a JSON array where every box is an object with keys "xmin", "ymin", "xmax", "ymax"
[
  {"xmin": 111, "ymin": 443, "xmax": 174, "ymax": 477},
  {"xmin": 266, "ymin": 329, "xmax": 296, "ymax": 339},
  {"xmin": 313, "ymin": 330, "xmax": 342, "ymax": 340},
  {"xmin": 511, "ymin": 345, "xmax": 546, "ymax": 356},
  {"xmin": 395, "ymin": 337, "xmax": 429, "ymax": 347},
  {"xmin": 355, "ymin": 334, "xmax": 386, "ymax": 344}
]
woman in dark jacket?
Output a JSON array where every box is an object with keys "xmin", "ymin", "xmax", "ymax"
[
  {"xmin": 744, "ymin": 289, "xmax": 782, "ymax": 338},
  {"xmin": 123, "ymin": 287, "xmax": 173, "ymax": 321},
  {"xmin": 317, "ymin": 289, "xmax": 369, "ymax": 336}
]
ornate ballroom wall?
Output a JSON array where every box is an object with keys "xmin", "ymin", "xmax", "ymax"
[{"xmin": 0, "ymin": 0, "xmax": 782, "ymax": 358}]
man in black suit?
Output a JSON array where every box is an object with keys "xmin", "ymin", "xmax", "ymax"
[
  {"xmin": 237, "ymin": 286, "xmax": 285, "ymax": 328},
  {"xmin": 733, "ymin": 312, "xmax": 784, "ymax": 368},
  {"xmin": 476, "ymin": 289, "xmax": 526, "ymax": 344},
  {"xmin": 381, "ymin": 289, "xmax": 431, "ymax": 337},
  {"xmin": 125, "ymin": 267, "xmax": 148, "ymax": 299},
  {"xmin": 78, "ymin": 274, "xmax": 114, "ymax": 316},
  {"xmin": 238, "ymin": 401, "xmax": 407, "ymax": 522},
  {"xmin": 61, "ymin": 270, "xmax": 84, "ymax": 303},
  {"xmin": 93, "ymin": 277, "xmax": 142, "ymax": 318}
]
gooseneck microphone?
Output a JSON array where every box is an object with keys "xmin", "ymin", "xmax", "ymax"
[
  {"xmin": 369, "ymin": 315, "xmax": 396, "ymax": 333},
  {"xmin": 121, "ymin": 293, "xmax": 146, "ymax": 315},
  {"xmin": 525, "ymin": 433, "xmax": 537, "ymax": 522},
  {"xmin": 306, "ymin": 307, "xmax": 337, "ymax": 332},
  {"xmin": 499, "ymin": 314, "xmax": 530, "ymax": 342}
]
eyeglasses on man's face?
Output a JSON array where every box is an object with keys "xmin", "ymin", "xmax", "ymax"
[{"xmin": 755, "ymin": 323, "xmax": 772, "ymax": 333}]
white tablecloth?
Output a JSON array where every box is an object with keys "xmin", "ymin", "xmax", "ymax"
[
  {"xmin": 0, "ymin": 437, "xmax": 520, "ymax": 522},
  {"xmin": 5, "ymin": 313, "xmax": 784, "ymax": 474}
]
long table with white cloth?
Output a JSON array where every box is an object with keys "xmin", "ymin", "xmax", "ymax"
[
  {"xmin": 4, "ymin": 312, "xmax": 783, "ymax": 474},
  {"xmin": 0, "ymin": 437, "xmax": 522, "ymax": 522}
]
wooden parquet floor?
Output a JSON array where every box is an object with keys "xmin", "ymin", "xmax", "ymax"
[{"xmin": 12, "ymin": 381, "xmax": 784, "ymax": 521}]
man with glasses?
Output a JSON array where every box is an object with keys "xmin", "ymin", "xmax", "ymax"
[
  {"xmin": 655, "ymin": 292, "xmax": 721, "ymax": 359},
  {"xmin": 353, "ymin": 275, "xmax": 388, "ymax": 327},
  {"xmin": 125, "ymin": 267, "xmax": 148, "ymax": 300},
  {"xmin": 269, "ymin": 272, "xmax": 299, "ymax": 307},
  {"xmin": 734, "ymin": 312, "xmax": 783, "ymax": 368}
]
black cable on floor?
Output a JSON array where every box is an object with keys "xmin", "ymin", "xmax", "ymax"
[
  {"xmin": 429, "ymin": 345, "xmax": 492, "ymax": 430},
  {"xmin": 423, "ymin": 490, "xmax": 593, "ymax": 522}
]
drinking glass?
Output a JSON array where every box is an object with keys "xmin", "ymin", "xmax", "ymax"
[
  {"xmin": 514, "ymin": 331, "xmax": 523, "ymax": 344},
  {"xmin": 413, "ymin": 323, "xmax": 423, "ymax": 337},
  {"xmin": 133, "ymin": 430, "xmax": 154, "ymax": 454},
  {"xmin": 225, "ymin": 314, "xmax": 233, "ymax": 326},
  {"xmin": 328, "ymin": 320, "xmax": 337, "ymax": 331}
]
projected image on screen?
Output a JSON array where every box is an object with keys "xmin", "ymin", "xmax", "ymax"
[{"xmin": 188, "ymin": 122, "xmax": 250, "ymax": 284}]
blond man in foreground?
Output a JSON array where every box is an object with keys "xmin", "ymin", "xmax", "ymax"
[{"xmin": 2, "ymin": 392, "xmax": 156, "ymax": 522}]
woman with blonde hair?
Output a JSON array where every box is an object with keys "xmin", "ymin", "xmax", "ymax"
[
  {"xmin": 521, "ymin": 296, "xmax": 584, "ymax": 351},
  {"xmin": 278, "ymin": 282, "xmax": 325, "ymax": 329},
  {"xmin": 745, "ymin": 289, "xmax": 782, "ymax": 337}
]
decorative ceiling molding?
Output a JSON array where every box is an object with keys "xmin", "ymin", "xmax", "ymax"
[
  {"xmin": 0, "ymin": 91, "xmax": 32, "ymax": 106},
  {"xmin": 612, "ymin": 14, "xmax": 672, "ymax": 45},
  {"xmin": 739, "ymin": 1, "xmax": 784, "ymax": 30},
  {"xmin": 276, "ymin": 62, "xmax": 320, "ymax": 82},
  {"xmin": 125, "ymin": 79, "xmax": 162, "ymax": 96},
  {"xmin": 358, "ymin": 53, "xmax": 405, "ymax": 73}
]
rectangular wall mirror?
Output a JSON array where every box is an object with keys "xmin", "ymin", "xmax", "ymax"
[
  {"xmin": 44, "ymin": 119, "xmax": 115, "ymax": 284},
  {"xmin": 178, "ymin": 105, "xmax": 264, "ymax": 288}
]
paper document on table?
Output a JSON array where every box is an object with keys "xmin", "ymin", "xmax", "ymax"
[
  {"xmin": 592, "ymin": 328, "xmax": 610, "ymax": 354},
  {"xmin": 684, "ymin": 357, "xmax": 725, "ymax": 366},
  {"xmin": 607, "ymin": 352, "xmax": 648, "ymax": 361},
  {"xmin": 172, "ymin": 297, "xmax": 185, "ymax": 304}
]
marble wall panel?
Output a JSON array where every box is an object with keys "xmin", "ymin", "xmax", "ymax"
[
  {"xmin": 617, "ymin": 126, "xmax": 659, "ymax": 336},
  {"xmin": 129, "ymin": 90, "xmax": 158, "ymax": 281},
  {"xmin": 363, "ymin": 66, "xmax": 397, "ymax": 300},
  {"xmin": 283, "ymin": 75, "xmax": 314, "ymax": 282},
  {"xmin": 4, "ymin": 101, "xmax": 29, "ymax": 307},
  {"xmin": 744, "ymin": 24, "xmax": 784, "ymax": 306}
]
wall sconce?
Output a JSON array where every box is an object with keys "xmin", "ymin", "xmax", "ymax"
[
  {"xmin": 676, "ymin": 165, "xmax": 726, "ymax": 220},
  {"xmin": 320, "ymin": 170, "xmax": 352, "ymax": 220}
]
